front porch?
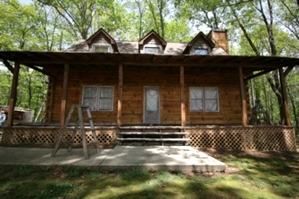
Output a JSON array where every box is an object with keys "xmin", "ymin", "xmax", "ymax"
[{"xmin": 0, "ymin": 125, "xmax": 296, "ymax": 151}]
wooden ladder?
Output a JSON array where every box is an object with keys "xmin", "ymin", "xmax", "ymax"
[{"xmin": 51, "ymin": 104, "xmax": 100, "ymax": 159}]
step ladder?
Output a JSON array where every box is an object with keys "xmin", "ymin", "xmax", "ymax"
[{"xmin": 51, "ymin": 104, "xmax": 100, "ymax": 159}]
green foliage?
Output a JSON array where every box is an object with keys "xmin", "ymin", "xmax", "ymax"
[
  {"xmin": 119, "ymin": 168, "xmax": 151, "ymax": 181},
  {"xmin": 38, "ymin": 182, "xmax": 74, "ymax": 199}
]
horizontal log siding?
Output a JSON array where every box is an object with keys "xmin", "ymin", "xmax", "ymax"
[
  {"xmin": 122, "ymin": 66, "xmax": 181, "ymax": 124},
  {"xmin": 185, "ymin": 67, "xmax": 245, "ymax": 125},
  {"xmin": 44, "ymin": 65, "xmax": 249, "ymax": 125},
  {"xmin": 44, "ymin": 66, "xmax": 119, "ymax": 123}
]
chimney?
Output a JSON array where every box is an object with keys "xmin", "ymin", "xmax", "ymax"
[{"xmin": 208, "ymin": 29, "xmax": 229, "ymax": 54}]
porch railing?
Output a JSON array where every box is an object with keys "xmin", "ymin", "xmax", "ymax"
[{"xmin": 0, "ymin": 125, "xmax": 296, "ymax": 151}]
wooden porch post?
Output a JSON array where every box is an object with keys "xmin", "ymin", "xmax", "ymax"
[
  {"xmin": 117, "ymin": 64, "xmax": 123, "ymax": 127},
  {"xmin": 60, "ymin": 63, "xmax": 69, "ymax": 127},
  {"xmin": 7, "ymin": 61, "xmax": 20, "ymax": 127},
  {"xmin": 239, "ymin": 67, "xmax": 248, "ymax": 127},
  {"xmin": 279, "ymin": 67, "xmax": 291, "ymax": 126},
  {"xmin": 180, "ymin": 66, "xmax": 186, "ymax": 126},
  {"xmin": 48, "ymin": 77, "xmax": 55, "ymax": 122}
]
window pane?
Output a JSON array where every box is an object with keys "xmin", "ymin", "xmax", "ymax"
[
  {"xmin": 98, "ymin": 87, "xmax": 113, "ymax": 111},
  {"xmin": 191, "ymin": 99, "xmax": 203, "ymax": 111},
  {"xmin": 94, "ymin": 46, "xmax": 109, "ymax": 52},
  {"xmin": 82, "ymin": 86, "xmax": 98, "ymax": 111},
  {"xmin": 145, "ymin": 47, "xmax": 160, "ymax": 54},
  {"xmin": 194, "ymin": 48, "xmax": 208, "ymax": 55},
  {"xmin": 205, "ymin": 88, "xmax": 219, "ymax": 112},
  {"xmin": 146, "ymin": 89, "xmax": 158, "ymax": 111},
  {"xmin": 190, "ymin": 87, "xmax": 204, "ymax": 111}
]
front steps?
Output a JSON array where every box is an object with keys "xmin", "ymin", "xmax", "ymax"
[{"xmin": 117, "ymin": 126, "xmax": 190, "ymax": 146}]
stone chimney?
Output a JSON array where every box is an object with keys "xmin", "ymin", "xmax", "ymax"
[{"xmin": 208, "ymin": 29, "xmax": 229, "ymax": 54}]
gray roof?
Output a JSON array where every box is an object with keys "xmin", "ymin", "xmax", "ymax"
[{"xmin": 65, "ymin": 40, "xmax": 228, "ymax": 55}]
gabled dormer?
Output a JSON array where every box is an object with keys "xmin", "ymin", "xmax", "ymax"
[
  {"xmin": 86, "ymin": 28, "xmax": 119, "ymax": 53},
  {"xmin": 138, "ymin": 30, "xmax": 167, "ymax": 54},
  {"xmin": 183, "ymin": 32, "xmax": 215, "ymax": 55}
]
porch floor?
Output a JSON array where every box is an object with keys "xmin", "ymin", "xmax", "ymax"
[{"xmin": 0, "ymin": 146, "xmax": 226, "ymax": 172}]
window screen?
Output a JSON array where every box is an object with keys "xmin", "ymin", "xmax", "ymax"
[
  {"xmin": 82, "ymin": 86, "xmax": 114, "ymax": 111},
  {"xmin": 98, "ymin": 86, "xmax": 114, "ymax": 111},
  {"xmin": 82, "ymin": 86, "xmax": 98, "ymax": 111},
  {"xmin": 194, "ymin": 48, "xmax": 209, "ymax": 55},
  {"xmin": 190, "ymin": 87, "xmax": 204, "ymax": 111},
  {"xmin": 204, "ymin": 88, "xmax": 219, "ymax": 112},
  {"xmin": 145, "ymin": 47, "xmax": 160, "ymax": 54},
  {"xmin": 190, "ymin": 87, "xmax": 219, "ymax": 112},
  {"xmin": 94, "ymin": 46, "xmax": 109, "ymax": 53}
]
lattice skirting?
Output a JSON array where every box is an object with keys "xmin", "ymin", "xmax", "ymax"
[
  {"xmin": 0, "ymin": 126, "xmax": 296, "ymax": 151},
  {"xmin": 186, "ymin": 126, "xmax": 297, "ymax": 151},
  {"xmin": 0, "ymin": 127, "xmax": 118, "ymax": 148}
]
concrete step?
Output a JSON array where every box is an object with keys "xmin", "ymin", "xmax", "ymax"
[
  {"xmin": 117, "ymin": 131, "xmax": 189, "ymax": 146},
  {"xmin": 117, "ymin": 138, "xmax": 190, "ymax": 141},
  {"xmin": 118, "ymin": 132, "xmax": 189, "ymax": 135}
]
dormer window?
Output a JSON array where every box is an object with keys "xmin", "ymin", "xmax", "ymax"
[
  {"xmin": 92, "ymin": 44, "xmax": 113, "ymax": 53},
  {"xmin": 139, "ymin": 30, "xmax": 167, "ymax": 54},
  {"xmin": 193, "ymin": 48, "xmax": 209, "ymax": 55},
  {"xmin": 95, "ymin": 46, "xmax": 109, "ymax": 53},
  {"xmin": 183, "ymin": 31, "xmax": 215, "ymax": 55},
  {"xmin": 145, "ymin": 46, "xmax": 160, "ymax": 54},
  {"xmin": 142, "ymin": 44, "xmax": 163, "ymax": 54}
]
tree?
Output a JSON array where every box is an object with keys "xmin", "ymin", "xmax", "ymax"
[{"xmin": 36, "ymin": 0, "xmax": 129, "ymax": 40}]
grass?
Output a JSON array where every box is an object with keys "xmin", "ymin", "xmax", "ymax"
[{"xmin": 0, "ymin": 150, "xmax": 298, "ymax": 199}]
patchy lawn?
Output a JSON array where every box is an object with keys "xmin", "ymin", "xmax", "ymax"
[{"xmin": 0, "ymin": 148, "xmax": 298, "ymax": 199}]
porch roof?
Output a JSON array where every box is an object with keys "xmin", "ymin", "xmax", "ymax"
[{"xmin": 0, "ymin": 51, "xmax": 298, "ymax": 74}]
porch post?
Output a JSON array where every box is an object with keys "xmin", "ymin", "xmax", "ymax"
[
  {"xmin": 7, "ymin": 61, "xmax": 20, "ymax": 127},
  {"xmin": 180, "ymin": 66, "xmax": 186, "ymax": 126},
  {"xmin": 48, "ymin": 77, "xmax": 55, "ymax": 122},
  {"xmin": 60, "ymin": 63, "xmax": 69, "ymax": 127},
  {"xmin": 117, "ymin": 64, "xmax": 123, "ymax": 127},
  {"xmin": 279, "ymin": 67, "xmax": 291, "ymax": 126},
  {"xmin": 239, "ymin": 67, "xmax": 248, "ymax": 126}
]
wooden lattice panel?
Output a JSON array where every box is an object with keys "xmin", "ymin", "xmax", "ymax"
[
  {"xmin": 186, "ymin": 127, "xmax": 243, "ymax": 150},
  {"xmin": 186, "ymin": 126, "xmax": 296, "ymax": 151},
  {"xmin": 0, "ymin": 126, "xmax": 296, "ymax": 151},
  {"xmin": 1, "ymin": 127, "xmax": 118, "ymax": 148},
  {"xmin": 246, "ymin": 126, "xmax": 296, "ymax": 151},
  {"xmin": 61, "ymin": 129, "xmax": 117, "ymax": 147},
  {"xmin": 1, "ymin": 127, "xmax": 60, "ymax": 146}
]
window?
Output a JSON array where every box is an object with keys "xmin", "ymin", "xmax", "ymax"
[
  {"xmin": 92, "ymin": 44, "xmax": 112, "ymax": 53},
  {"xmin": 98, "ymin": 87, "xmax": 114, "ymax": 111},
  {"xmin": 193, "ymin": 48, "xmax": 209, "ymax": 55},
  {"xmin": 94, "ymin": 46, "xmax": 109, "ymax": 53},
  {"xmin": 82, "ymin": 86, "xmax": 114, "ymax": 111},
  {"xmin": 145, "ymin": 47, "xmax": 160, "ymax": 54},
  {"xmin": 82, "ymin": 86, "xmax": 98, "ymax": 111},
  {"xmin": 190, "ymin": 87, "xmax": 219, "ymax": 112}
]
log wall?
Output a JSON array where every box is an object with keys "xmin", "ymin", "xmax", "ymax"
[{"xmin": 44, "ymin": 65, "xmax": 249, "ymax": 125}]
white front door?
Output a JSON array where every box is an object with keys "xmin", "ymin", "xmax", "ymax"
[{"xmin": 144, "ymin": 87, "xmax": 160, "ymax": 124}]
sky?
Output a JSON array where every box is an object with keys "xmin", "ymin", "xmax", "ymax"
[{"xmin": 20, "ymin": 0, "xmax": 32, "ymax": 5}]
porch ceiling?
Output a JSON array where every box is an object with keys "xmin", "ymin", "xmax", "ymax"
[{"xmin": 0, "ymin": 51, "xmax": 298, "ymax": 73}]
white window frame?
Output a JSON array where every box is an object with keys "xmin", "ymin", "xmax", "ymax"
[
  {"xmin": 91, "ymin": 44, "xmax": 113, "ymax": 53},
  {"xmin": 82, "ymin": 86, "xmax": 114, "ymax": 111},
  {"xmin": 141, "ymin": 44, "xmax": 163, "ymax": 54},
  {"xmin": 190, "ymin": 87, "xmax": 219, "ymax": 112}
]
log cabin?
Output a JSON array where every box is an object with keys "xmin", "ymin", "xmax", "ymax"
[{"xmin": 0, "ymin": 28, "xmax": 298, "ymax": 151}]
